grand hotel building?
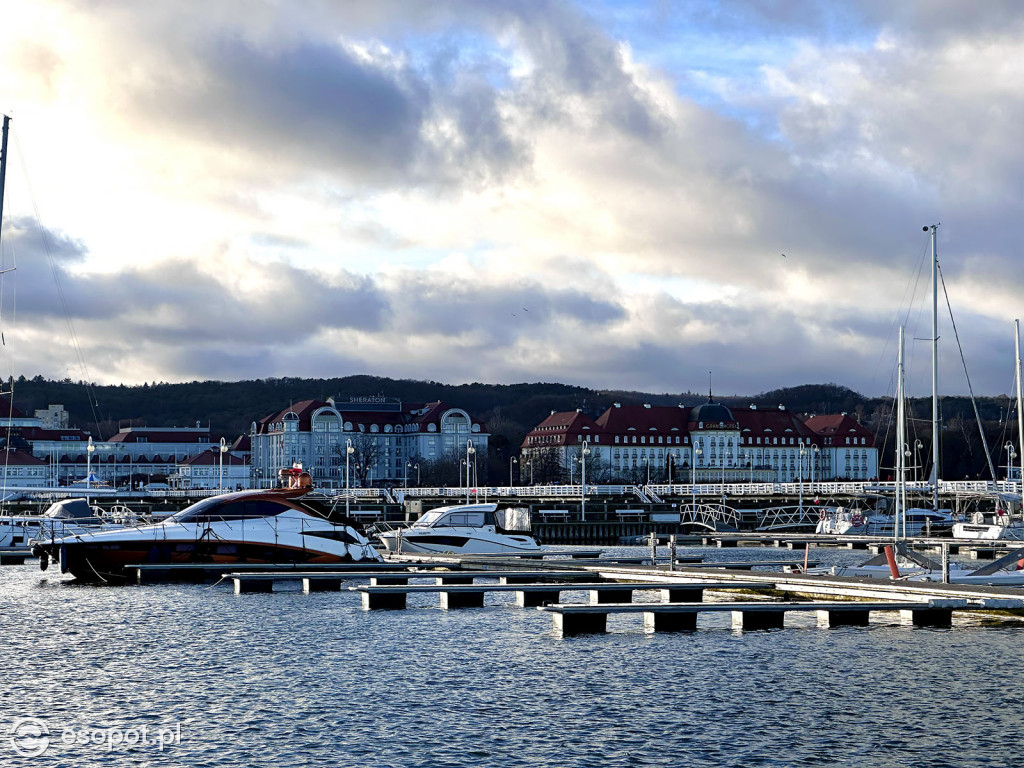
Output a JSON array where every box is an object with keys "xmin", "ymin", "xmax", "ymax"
[{"xmin": 522, "ymin": 399, "xmax": 877, "ymax": 483}]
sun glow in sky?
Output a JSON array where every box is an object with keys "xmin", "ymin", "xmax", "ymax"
[{"xmin": 2, "ymin": 0, "xmax": 1024, "ymax": 397}]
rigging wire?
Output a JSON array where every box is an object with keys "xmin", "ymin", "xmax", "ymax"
[
  {"xmin": 937, "ymin": 262, "xmax": 997, "ymax": 482},
  {"xmin": 11, "ymin": 128, "xmax": 106, "ymax": 438}
]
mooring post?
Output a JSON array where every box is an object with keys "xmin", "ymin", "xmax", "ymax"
[
  {"xmin": 941, "ymin": 543, "xmax": 950, "ymax": 584},
  {"xmin": 649, "ymin": 531, "xmax": 658, "ymax": 565},
  {"xmin": 668, "ymin": 534, "xmax": 677, "ymax": 571}
]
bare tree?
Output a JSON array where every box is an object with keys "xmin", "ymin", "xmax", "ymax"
[{"xmin": 333, "ymin": 433, "xmax": 385, "ymax": 487}]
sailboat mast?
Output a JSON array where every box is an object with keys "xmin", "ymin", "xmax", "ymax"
[
  {"xmin": 896, "ymin": 325, "xmax": 907, "ymax": 541},
  {"xmin": 0, "ymin": 115, "xmax": 9, "ymax": 251},
  {"xmin": 927, "ymin": 224, "xmax": 940, "ymax": 511},
  {"xmin": 1016, "ymin": 319, "xmax": 1023, "ymax": 512}
]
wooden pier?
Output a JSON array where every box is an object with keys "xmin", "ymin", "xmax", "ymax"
[
  {"xmin": 348, "ymin": 579, "xmax": 771, "ymax": 610},
  {"xmin": 538, "ymin": 599, "xmax": 971, "ymax": 635}
]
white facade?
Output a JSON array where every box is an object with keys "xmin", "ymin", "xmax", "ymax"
[{"xmin": 250, "ymin": 398, "xmax": 488, "ymax": 488}]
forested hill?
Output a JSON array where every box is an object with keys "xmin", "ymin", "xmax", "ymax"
[
  {"xmin": 12, "ymin": 376, "xmax": 874, "ymax": 443},
  {"xmin": 8, "ymin": 375, "xmax": 1019, "ymax": 480}
]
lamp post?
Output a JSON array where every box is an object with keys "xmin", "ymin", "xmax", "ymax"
[
  {"xmin": 914, "ymin": 439, "xmax": 923, "ymax": 485},
  {"xmin": 692, "ymin": 445, "xmax": 702, "ymax": 513},
  {"xmin": 798, "ymin": 440, "xmax": 806, "ymax": 511},
  {"xmin": 413, "ymin": 462, "xmax": 420, "ymax": 485},
  {"xmin": 345, "ymin": 438, "xmax": 354, "ymax": 518},
  {"xmin": 218, "ymin": 437, "xmax": 227, "ymax": 491},
  {"xmin": 527, "ymin": 459, "xmax": 533, "ymax": 485},
  {"xmin": 746, "ymin": 450, "xmax": 753, "ymax": 483},
  {"xmin": 667, "ymin": 453, "xmax": 674, "ymax": 484},
  {"xmin": 509, "ymin": 456, "xmax": 518, "ymax": 487},
  {"xmin": 580, "ymin": 439, "xmax": 590, "ymax": 521},
  {"xmin": 811, "ymin": 445, "xmax": 820, "ymax": 491},
  {"xmin": 465, "ymin": 440, "xmax": 476, "ymax": 503},
  {"xmin": 1006, "ymin": 442, "xmax": 1017, "ymax": 484},
  {"xmin": 86, "ymin": 437, "xmax": 95, "ymax": 490}
]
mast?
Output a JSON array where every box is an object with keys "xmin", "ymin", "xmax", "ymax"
[
  {"xmin": 896, "ymin": 325, "xmax": 907, "ymax": 541},
  {"xmin": 1016, "ymin": 320, "xmax": 1023, "ymax": 514},
  {"xmin": 926, "ymin": 224, "xmax": 940, "ymax": 511},
  {"xmin": 0, "ymin": 115, "xmax": 9, "ymax": 254}
]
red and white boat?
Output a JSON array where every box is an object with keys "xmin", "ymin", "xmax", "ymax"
[{"xmin": 32, "ymin": 469, "xmax": 382, "ymax": 581}]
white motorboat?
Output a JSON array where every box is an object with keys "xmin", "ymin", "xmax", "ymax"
[
  {"xmin": 816, "ymin": 506, "xmax": 955, "ymax": 537},
  {"xmin": 1, "ymin": 498, "xmax": 137, "ymax": 547},
  {"xmin": 32, "ymin": 483, "xmax": 382, "ymax": 581},
  {"xmin": 376, "ymin": 503, "xmax": 541, "ymax": 555},
  {"xmin": 952, "ymin": 503, "xmax": 1023, "ymax": 541}
]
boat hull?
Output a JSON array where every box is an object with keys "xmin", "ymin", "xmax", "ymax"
[{"xmin": 377, "ymin": 529, "xmax": 541, "ymax": 556}]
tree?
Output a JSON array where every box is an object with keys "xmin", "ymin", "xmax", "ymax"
[{"xmin": 333, "ymin": 433, "xmax": 384, "ymax": 487}]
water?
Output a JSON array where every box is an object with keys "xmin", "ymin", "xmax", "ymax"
[{"xmin": 2, "ymin": 546, "xmax": 1023, "ymax": 767}]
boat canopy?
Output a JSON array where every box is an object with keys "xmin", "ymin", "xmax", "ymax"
[{"xmin": 43, "ymin": 498, "xmax": 96, "ymax": 519}]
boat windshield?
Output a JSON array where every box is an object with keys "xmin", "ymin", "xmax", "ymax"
[
  {"xmin": 412, "ymin": 511, "xmax": 444, "ymax": 528},
  {"xmin": 165, "ymin": 497, "xmax": 292, "ymax": 524},
  {"xmin": 413, "ymin": 510, "xmax": 489, "ymax": 528}
]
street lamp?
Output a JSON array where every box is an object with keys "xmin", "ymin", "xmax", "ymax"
[
  {"xmin": 914, "ymin": 439, "xmax": 923, "ymax": 485},
  {"xmin": 345, "ymin": 438, "xmax": 354, "ymax": 518},
  {"xmin": 466, "ymin": 440, "xmax": 476, "ymax": 503},
  {"xmin": 218, "ymin": 437, "xmax": 228, "ymax": 491},
  {"xmin": 86, "ymin": 437, "xmax": 95, "ymax": 490},
  {"xmin": 692, "ymin": 444, "xmax": 703, "ymax": 513},
  {"xmin": 509, "ymin": 456, "xmax": 518, "ymax": 487},
  {"xmin": 580, "ymin": 439, "xmax": 590, "ymax": 521},
  {"xmin": 746, "ymin": 450, "xmax": 753, "ymax": 483},
  {"xmin": 798, "ymin": 440, "xmax": 806, "ymax": 511},
  {"xmin": 527, "ymin": 459, "xmax": 533, "ymax": 485},
  {"xmin": 811, "ymin": 445, "xmax": 820, "ymax": 491},
  {"xmin": 1006, "ymin": 442, "xmax": 1017, "ymax": 483}
]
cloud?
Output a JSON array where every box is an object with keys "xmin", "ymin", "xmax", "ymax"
[{"xmin": 2, "ymin": 1, "xmax": 1024, "ymax": 398}]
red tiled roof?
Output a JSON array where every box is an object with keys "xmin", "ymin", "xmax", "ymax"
[
  {"xmin": 0, "ymin": 397, "xmax": 27, "ymax": 419},
  {"xmin": 0, "ymin": 449, "xmax": 46, "ymax": 465},
  {"xmin": 180, "ymin": 450, "xmax": 249, "ymax": 467}
]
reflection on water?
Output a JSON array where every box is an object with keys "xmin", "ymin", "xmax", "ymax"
[{"xmin": 1, "ymin": 547, "xmax": 1022, "ymax": 767}]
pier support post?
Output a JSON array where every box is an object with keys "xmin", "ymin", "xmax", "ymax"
[
  {"xmin": 361, "ymin": 591, "xmax": 407, "ymax": 610},
  {"xmin": 515, "ymin": 589, "xmax": 561, "ymax": 607},
  {"xmin": 302, "ymin": 578, "xmax": 344, "ymax": 593},
  {"xmin": 660, "ymin": 588, "xmax": 704, "ymax": 603},
  {"xmin": 900, "ymin": 608, "xmax": 953, "ymax": 628},
  {"xmin": 439, "ymin": 590, "xmax": 485, "ymax": 609},
  {"xmin": 233, "ymin": 578, "xmax": 273, "ymax": 594},
  {"xmin": 370, "ymin": 576, "xmax": 409, "ymax": 586},
  {"xmin": 590, "ymin": 588, "xmax": 634, "ymax": 604},
  {"xmin": 817, "ymin": 609, "xmax": 870, "ymax": 628},
  {"xmin": 643, "ymin": 611, "xmax": 697, "ymax": 633},
  {"xmin": 553, "ymin": 611, "xmax": 608, "ymax": 636},
  {"xmin": 732, "ymin": 610, "xmax": 784, "ymax": 630}
]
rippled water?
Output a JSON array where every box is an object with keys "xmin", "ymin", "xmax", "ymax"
[{"xmin": 2, "ymin": 546, "xmax": 1023, "ymax": 767}]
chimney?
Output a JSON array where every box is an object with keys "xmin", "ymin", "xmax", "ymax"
[
  {"xmin": 614, "ymin": 402, "xmax": 621, "ymax": 408},
  {"xmin": 643, "ymin": 403, "xmax": 651, "ymax": 409},
  {"xmin": 779, "ymin": 405, "xmax": 786, "ymax": 411},
  {"xmin": 750, "ymin": 404, "xmax": 757, "ymax": 410}
]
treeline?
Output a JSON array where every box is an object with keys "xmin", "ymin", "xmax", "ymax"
[{"xmin": 9, "ymin": 376, "xmax": 1021, "ymax": 482}]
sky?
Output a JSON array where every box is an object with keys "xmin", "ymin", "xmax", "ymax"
[{"xmin": 1, "ymin": 0, "xmax": 1023, "ymax": 399}]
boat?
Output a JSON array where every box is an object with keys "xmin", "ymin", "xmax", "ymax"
[
  {"xmin": 816, "ymin": 504, "xmax": 955, "ymax": 537},
  {"xmin": 952, "ymin": 320, "xmax": 1024, "ymax": 541},
  {"xmin": 375, "ymin": 502, "xmax": 542, "ymax": 555},
  {"xmin": 951, "ymin": 494, "xmax": 1023, "ymax": 541},
  {"xmin": 31, "ymin": 470, "xmax": 382, "ymax": 581}
]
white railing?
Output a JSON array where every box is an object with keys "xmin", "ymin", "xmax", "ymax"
[{"xmin": 679, "ymin": 503, "xmax": 742, "ymax": 530}]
